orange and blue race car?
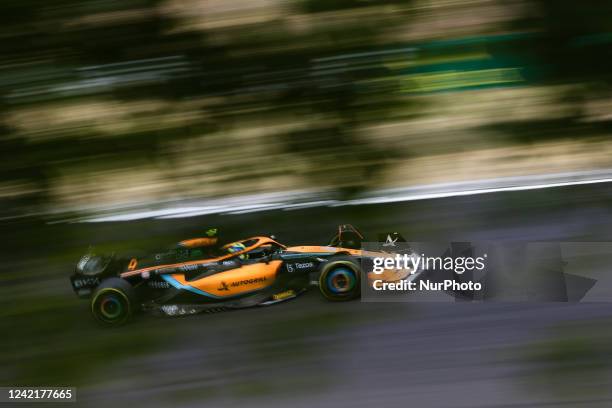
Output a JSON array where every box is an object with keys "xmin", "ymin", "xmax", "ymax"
[{"xmin": 70, "ymin": 225, "xmax": 406, "ymax": 325}]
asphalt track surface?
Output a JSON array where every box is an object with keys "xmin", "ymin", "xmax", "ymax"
[{"xmin": 4, "ymin": 183, "xmax": 612, "ymax": 408}]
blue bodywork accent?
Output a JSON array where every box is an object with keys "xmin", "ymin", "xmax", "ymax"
[
  {"xmin": 161, "ymin": 274, "xmax": 222, "ymax": 298},
  {"xmin": 160, "ymin": 274, "xmax": 270, "ymax": 300}
]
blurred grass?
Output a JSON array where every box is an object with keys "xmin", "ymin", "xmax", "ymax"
[
  {"xmin": 2, "ymin": 294, "xmax": 173, "ymax": 386},
  {"xmin": 519, "ymin": 321, "xmax": 612, "ymax": 398},
  {"xmin": 167, "ymin": 303, "xmax": 400, "ymax": 403}
]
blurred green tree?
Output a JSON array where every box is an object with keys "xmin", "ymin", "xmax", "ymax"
[
  {"xmin": 492, "ymin": 0, "xmax": 612, "ymax": 141},
  {"xmin": 0, "ymin": 0, "xmax": 415, "ymax": 217}
]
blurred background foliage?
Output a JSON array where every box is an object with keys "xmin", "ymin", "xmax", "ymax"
[
  {"xmin": 0, "ymin": 0, "xmax": 416, "ymax": 217},
  {"xmin": 1, "ymin": 0, "xmax": 612, "ymax": 218}
]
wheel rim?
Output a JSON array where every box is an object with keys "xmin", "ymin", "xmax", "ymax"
[
  {"xmin": 92, "ymin": 289, "xmax": 130, "ymax": 324},
  {"xmin": 100, "ymin": 296, "xmax": 123, "ymax": 319},
  {"xmin": 326, "ymin": 267, "xmax": 356, "ymax": 294}
]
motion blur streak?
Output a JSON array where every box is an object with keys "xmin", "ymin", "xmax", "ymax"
[
  {"xmin": 2, "ymin": 0, "xmax": 612, "ymax": 220},
  {"xmin": 3, "ymin": 0, "xmax": 612, "ymax": 407},
  {"xmin": 66, "ymin": 169, "xmax": 612, "ymax": 222}
]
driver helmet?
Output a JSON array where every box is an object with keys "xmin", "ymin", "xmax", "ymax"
[{"xmin": 226, "ymin": 241, "xmax": 248, "ymax": 260}]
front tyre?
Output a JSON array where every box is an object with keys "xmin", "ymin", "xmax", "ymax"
[
  {"xmin": 91, "ymin": 278, "xmax": 136, "ymax": 326},
  {"xmin": 319, "ymin": 256, "xmax": 361, "ymax": 301}
]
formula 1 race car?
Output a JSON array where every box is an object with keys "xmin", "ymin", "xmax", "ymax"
[{"xmin": 70, "ymin": 225, "xmax": 407, "ymax": 325}]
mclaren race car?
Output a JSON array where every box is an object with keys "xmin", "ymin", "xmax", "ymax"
[{"xmin": 70, "ymin": 225, "xmax": 407, "ymax": 325}]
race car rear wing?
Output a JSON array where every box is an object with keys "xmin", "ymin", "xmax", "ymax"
[{"xmin": 328, "ymin": 224, "xmax": 365, "ymax": 249}]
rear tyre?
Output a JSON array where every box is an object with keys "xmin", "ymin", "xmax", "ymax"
[
  {"xmin": 319, "ymin": 256, "xmax": 361, "ymax": 301},
  {"xmin": 91, "ymin": 278, "xmax": 136, "ymax": 326}
]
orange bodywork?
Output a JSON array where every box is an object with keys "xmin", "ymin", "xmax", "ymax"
[
  {"xmin": 170, "ymin": 260, "xmax": 282, "ymax": 298},
  {"xmin": 285, "ymin": 245, "xmax": 363, "ymax": 256},
  {"xmin": 120, "ymin": 237, "xmax": 384, "ymax": 299},
  {"xmin": 120, "ymin": 236, "xmax": 285, "ymax": 278},
  {"xmin": 178, "ymin": 237, "xmax": 218, "ymax": 248}
]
